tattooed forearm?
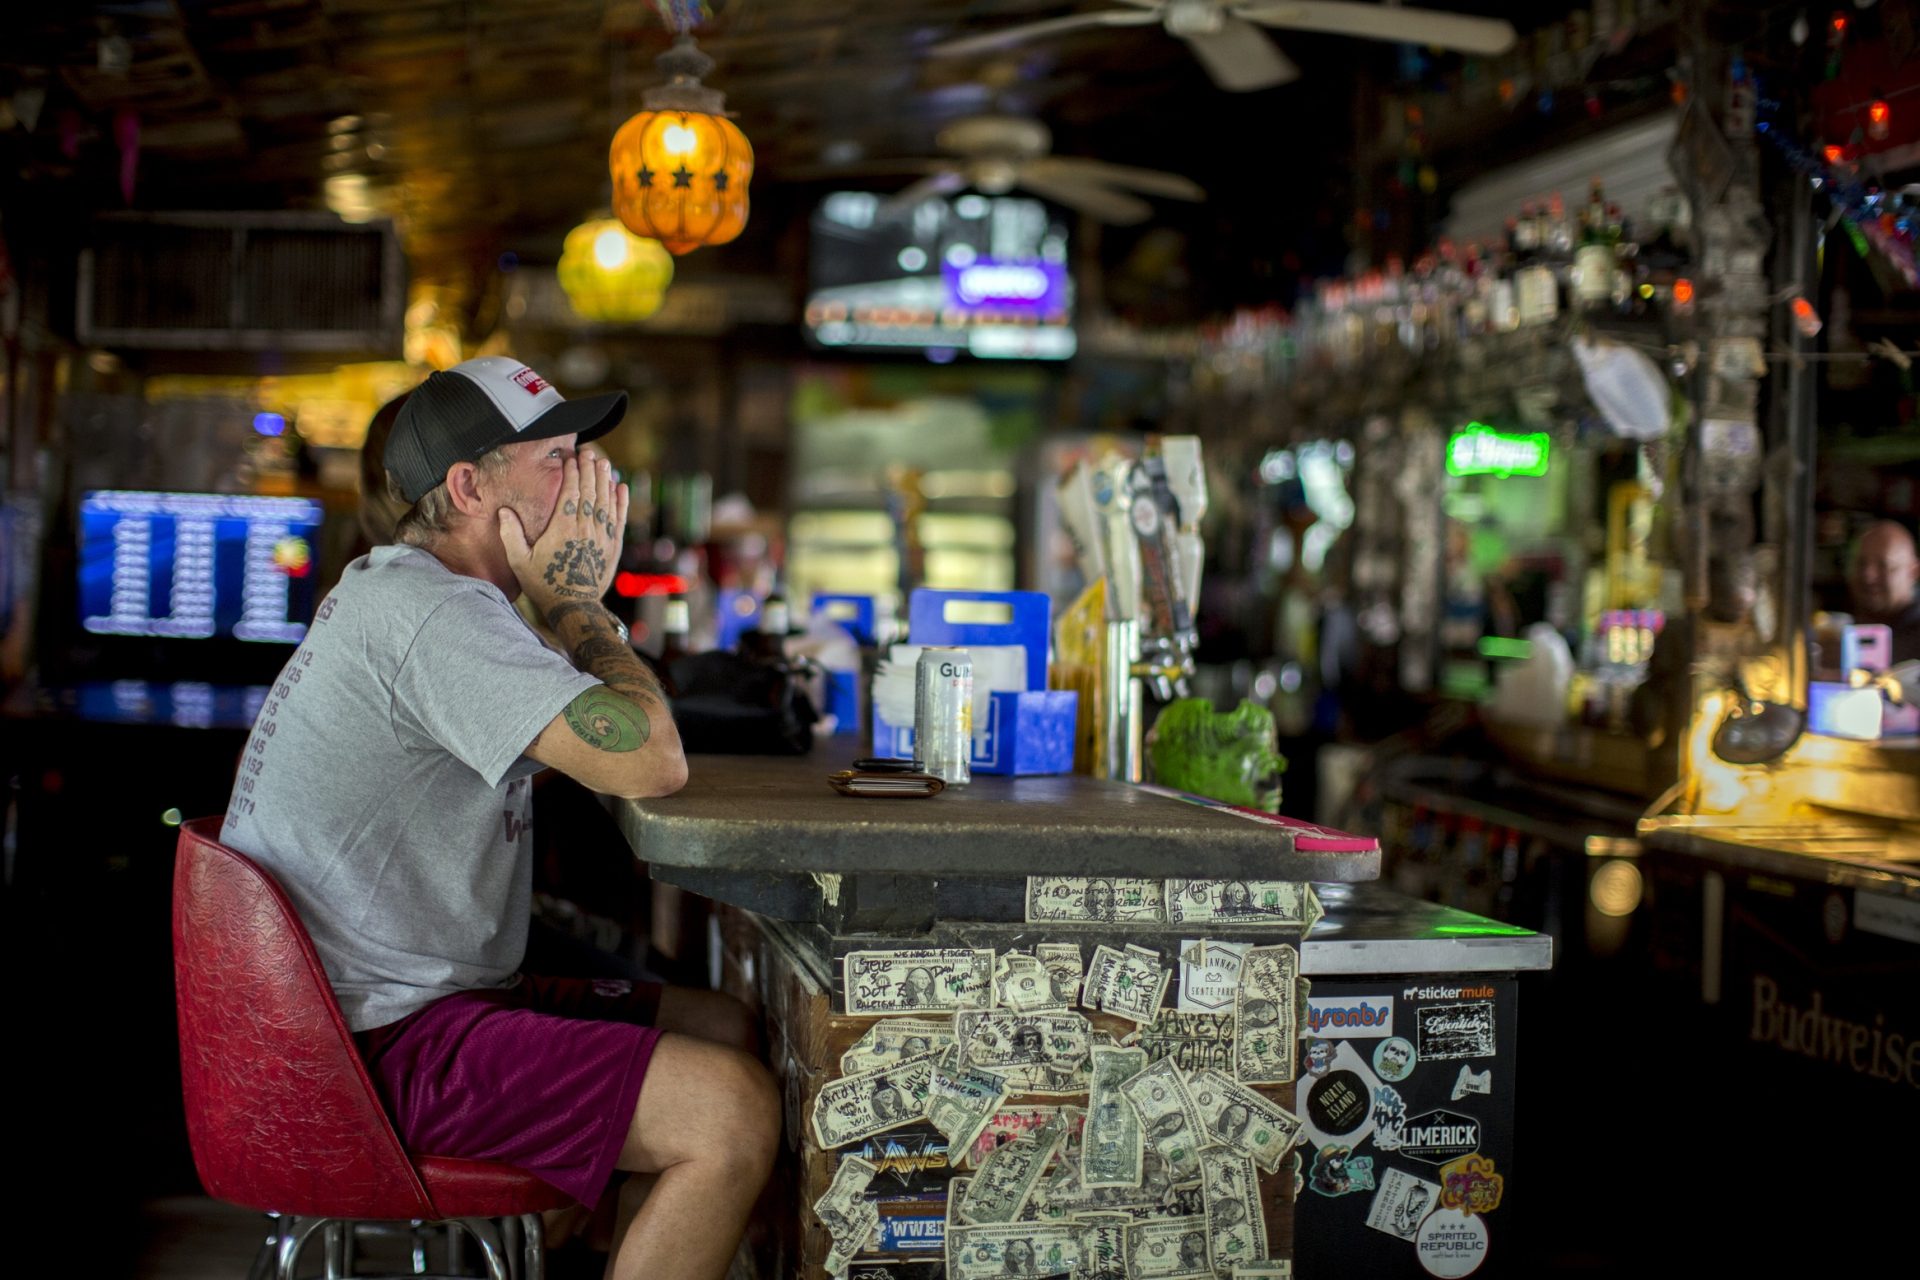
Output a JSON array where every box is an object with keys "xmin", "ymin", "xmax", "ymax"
[
  {"xmin": 544, "ymin": 600, "xmax": 666, "ymax": 704},
  {"xmin": 561, "ymin": 686, "xmax": 651, "ymax": 751}
]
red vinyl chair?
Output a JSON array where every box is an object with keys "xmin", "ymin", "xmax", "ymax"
[{"xmin": 172, "ymin": 818, "xmax": 572, "ymax": 1279}]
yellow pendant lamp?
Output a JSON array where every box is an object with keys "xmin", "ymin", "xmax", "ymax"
[
  {"xmin": 557, "ymin": 219, "xmax": 674, "ymax": 322},
  {"xmin": 610, "ymin": 34, "xmax": 752, "ymax": 255}
]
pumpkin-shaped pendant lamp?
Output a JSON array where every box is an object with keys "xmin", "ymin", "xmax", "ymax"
[
  {"xmin": 557, "ymin": 219, "xmax": 674, "ymax": 322},
  {"xmin": 610, "ymin": 34, "xmax": 752, "ymax": 255}
]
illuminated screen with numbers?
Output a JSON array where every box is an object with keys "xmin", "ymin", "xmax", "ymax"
[{"xmin": 77, "ymin": 490, "xmax": 324, "ymax": 644}]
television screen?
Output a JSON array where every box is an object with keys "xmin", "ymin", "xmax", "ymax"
[
  {"xmin": 806, "ymin": 191, "xmax": 1075, "ymax": 360},
  {"xmin": 78, "ymin": 491, "xmax": 325, "ymax": 644}
]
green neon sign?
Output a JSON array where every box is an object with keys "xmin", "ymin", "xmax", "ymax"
[{"xmin": 1447, "ymin": 423, "xmax": 1550, "ymax": 477}]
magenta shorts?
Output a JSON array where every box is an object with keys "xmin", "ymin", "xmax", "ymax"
[{"xmin": 356, "ymin": 974, "xmax": 666, "ymax": 1206}]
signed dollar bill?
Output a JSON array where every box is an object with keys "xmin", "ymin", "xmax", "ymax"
[
  {"xmin": 956, "ymin": 1009, "xmax": 1093, "ymax": 1095},
  {"xmin": 811, "ymin": 1052, "xmax": 937, "ymax": 1149},
  {"xmin": 1036, "ymin": 942, "xmax": 1084, "ymax": 1008},
  {"xmin": 958, "ymin": 1112, "xmax": 1066, "ymax": 1226},
  {"xmin": 1076, "ymin": 1172, "xmax": 1205, "ymax": 1220},
  {"xmin": 966, "ymin": 1106, "xmax": 1088, "ymax": 1168},
  {"xmin": 824, "ymin": 1202, "xmax": 877, "ymax": 1277},
  {"xmin": 841, "ymin": 1018, "xmax": 957, "ymax": 1075},
  {"xmin": 1189, "ymin": 1069, "xmax": 1305, "ymax": 1173},
  {"xmin": 1123, "ymin": 1217, "xmax": 1212, "ymax": 1280},
  {"xmin": 993, "ymin": 951, "xmax": 1056, "ymax": 1012},
  {"xmin": 1082, "ymin": 1045, "xmax": 1147, "ymax": 1189},
  {"xmin": 1117, "ymin": 1057, "xmax": 1205, "ymax": 1183},
  {"xmin": 1141, "ymin": 1010, "xmax": 1236, "ymax": 1074},
  {"xmin": 1165, "ymin": 880, "xmax": 1322, "ymax": 930},
  {"xmin": 1200, "ymin": 1146, "xmax": 1268, "ymax": 1273},
  {"xmin": 926, "ymin": 1045, "xmax": 1012, "ymax": 1158},
  {"xmin": 1231, "ymin": 1262, "xmax": 1294, "ymax": 1277},
  {"xmin": 843, "ymin": 949, "xmax": 992, "ymax": 1016},
  {"xmin": 1025, "ymin": 876, "xmax": 1166, "ymax": 924},
  {"xmin": 1231, "ymin": 945, "xmax": 1300, "ymax": 1086},
  {"xmin": 947, "ymin": 1222, "xmax": 1081, "ymax": 1279},
  {"xmin": 1083, "ymin": 943, "xmax": 1171, "ymax": 1024},
  {"xmin": 1070, "ymin": 1214, "xmax": 1130, "ymax": 1280},
  {"xmin": 814, "ymin": 1153, "xmax": 879, "ymax": 1240},
  {"xmin": 944, "ymin": 1176, "xmax": 968, "ymax": 1275}
]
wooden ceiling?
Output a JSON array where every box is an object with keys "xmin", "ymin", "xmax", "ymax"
[{"xmin": 0, "ymin": 2, "xmax": 1526, "ymax": 306}]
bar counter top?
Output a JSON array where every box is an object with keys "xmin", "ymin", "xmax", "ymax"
[
  {"xmin": 1639, "ymin": 813, "xmax": 1920, "ymax": 903},
  {"xmin": 618, "ymin": 745, "xmax": 1382, "ymax": 881},
  {"xmin": 1302, "ymin": 880, "xmax": 1552, "ymax": 974}
]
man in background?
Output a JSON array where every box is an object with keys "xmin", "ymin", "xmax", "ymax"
[{"xmin": 1849, "ymin": 520, "xmax": 1920, "ymax": 663}]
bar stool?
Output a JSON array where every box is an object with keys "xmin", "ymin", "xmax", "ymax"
[{"xmin": 173, "ymin": 819, "xmax": 572, "ymax": 1279}]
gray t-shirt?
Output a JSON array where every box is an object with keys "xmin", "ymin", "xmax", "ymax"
[{"xmin": 221, "ymin": 544, "xmax": 598, "ymax": 1031}]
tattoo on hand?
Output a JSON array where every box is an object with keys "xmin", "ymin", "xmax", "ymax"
[
  {"xmin": 563, "ymin": 498, "xmax": 576, "ymax": 516},
  {"xmin": 561, "ymin": 687, "xmax": 651, "ymax": 752},
  {"xmin": 542, "ymin": 540, "xmax": 606, "ymax": 595}
]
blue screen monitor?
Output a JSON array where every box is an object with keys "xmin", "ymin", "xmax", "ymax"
[{"xmin": 78, "ymin": 491, "xmax": 325, "ymax": 644}]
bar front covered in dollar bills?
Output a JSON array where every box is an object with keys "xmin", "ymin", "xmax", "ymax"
[{"xmin": 620, "ymin": 748, "xmax": 1549, "ymax": 1279}]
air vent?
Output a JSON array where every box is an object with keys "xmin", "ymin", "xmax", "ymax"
[{"xmin": 78, "ymin": 212, "xmax": 405, "ymax": 355}]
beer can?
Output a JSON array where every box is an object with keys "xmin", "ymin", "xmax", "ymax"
[{"xmin": 914, "ymin": 646, "xmax": 972, "ymax": 786}]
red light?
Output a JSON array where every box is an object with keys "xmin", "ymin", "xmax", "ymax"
[
  {"xmin": 1869, "ymin": 99, "xmax": 1891, "ymax": 141},
  {"xmin": 1824, "ymin": 144, "xmax": 1846, "ymax": 164},
  {"xmin": 1673, "ymin": 278, "xmax": 1695, "ymax": 306},
  {"xmin": 614, "ymin": 572, "xmax": 689, "ymax": 598},
  {"xmin": 1831, "ymin": 14, "xmax": 1847, "ymax": 34}
]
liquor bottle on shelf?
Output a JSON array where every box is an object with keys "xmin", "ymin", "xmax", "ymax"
[
  {"xmin": 1545, "ymin": 192, "xmax": 1574, "ymax": 259},
  {"xmin": 1572, "ymin": 181, "xmax": 1618, "ymax": 310},
  {"xmin": 656, "ymin": 596, "xmax": 692, "ymax": 668},
  {"xmin": 1513, "ymin": 202, "xmax": 1540, "ymax": 259},
  {"xmin": 761, "ymin": 592, "xmax": 791, "ymax": 640}
]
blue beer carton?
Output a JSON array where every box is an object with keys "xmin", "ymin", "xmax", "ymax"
[
  {"xmin": 810, "ymin": 593, "xmax": 878, "ymax": 646},
  {"xmin": 870, "ymin": 589, "xmax": 1077, "ymax": 775}
]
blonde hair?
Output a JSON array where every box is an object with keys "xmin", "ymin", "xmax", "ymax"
[{"xmin": 391, "ymin": 446, "xmax": 512, "ymax": 548}]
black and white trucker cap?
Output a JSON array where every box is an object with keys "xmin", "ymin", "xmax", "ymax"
[{"xmin": 386, "ymin": 357, "xmax": 628, "ymax": 503}]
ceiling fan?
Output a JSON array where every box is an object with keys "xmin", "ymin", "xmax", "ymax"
[
  {"xmin": 843, "ymin": 113, "xmax": 1205, "ymax": 224},
  {"xmin": 929, "ymin": 0, "xmax": 1520, "ymax": 93}
]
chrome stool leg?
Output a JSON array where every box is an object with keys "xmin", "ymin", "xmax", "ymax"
[
  {"xmin": 322, "ymin": 1220, "xmax": 348, "ymax": 1278},
  {"xmin": 453, "ymin": 1217, "xmax": 512, "ymax": 1280},
  {"xmin": 278, "ymin": 1216, "xmax": 332, "ymax": 1280},
  {"xmin": 519, "ymin": 1212, "xmax": 545, "ymax": 1280},
  {"xmin": 247, "ymin": 1214, "xmax": 281, "ymax": 1280},
  {"xmin": 410, "ymin": 1219, "xmax": 430, "ymax": 1275}
]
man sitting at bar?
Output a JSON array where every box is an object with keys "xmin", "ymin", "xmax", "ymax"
[
  {"xmin": 219, "ymin": 357, "xmax": 776, "ymax": 1280},
  {"xmin": 1849, "ymin": 519, "xmax": 1920, "ymax": 664}
]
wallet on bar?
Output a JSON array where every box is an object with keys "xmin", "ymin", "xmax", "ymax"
[{"xmin": 827, "ymin": 769, "xmax": 946, "ymax": 798}]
